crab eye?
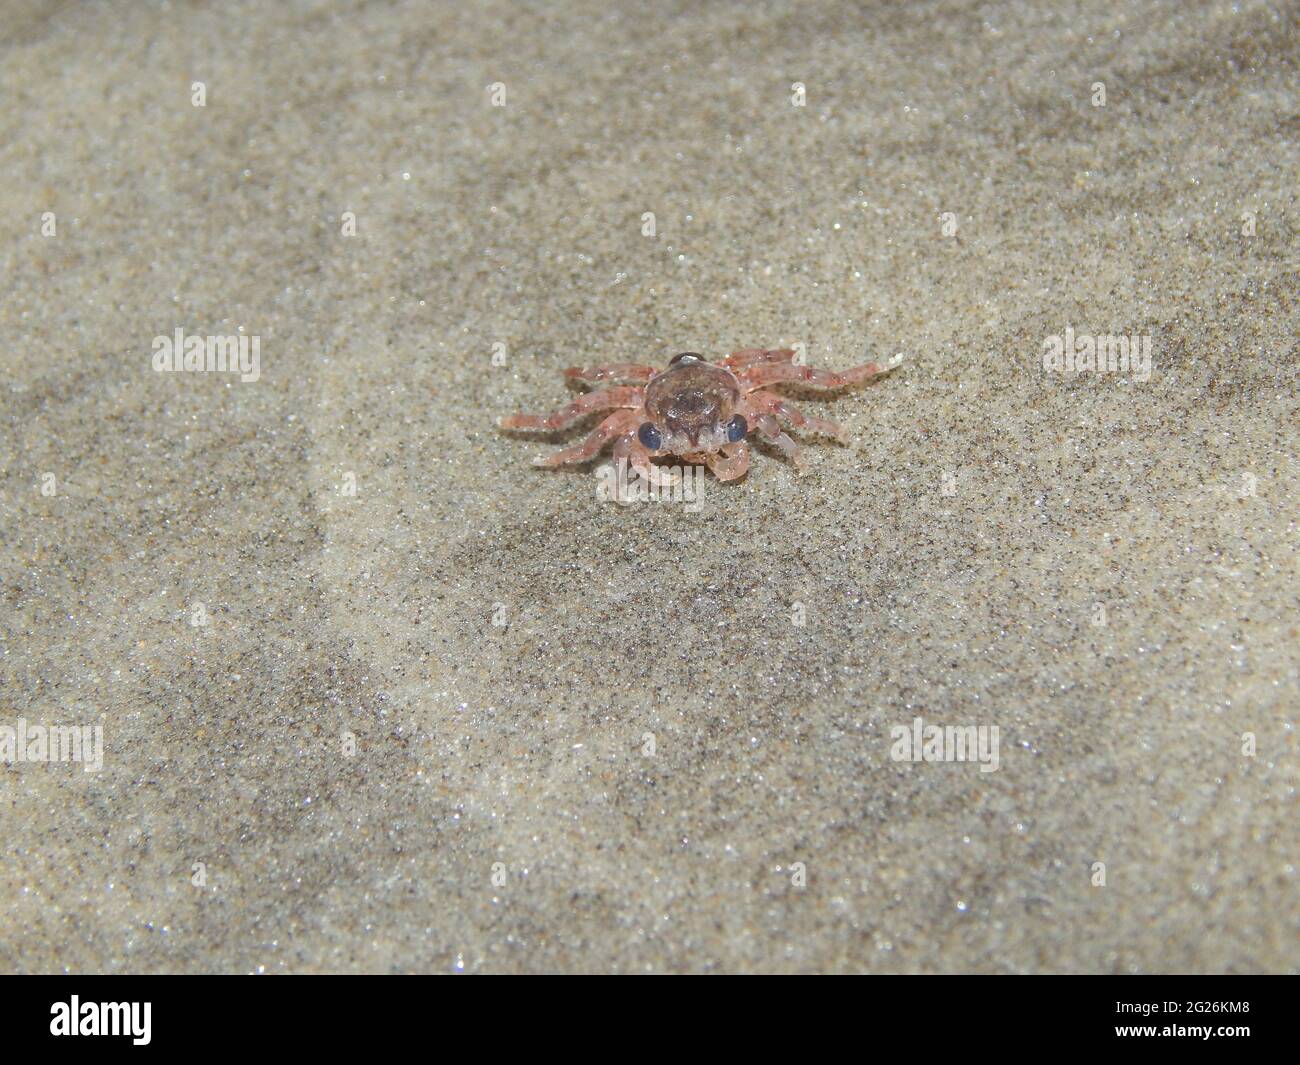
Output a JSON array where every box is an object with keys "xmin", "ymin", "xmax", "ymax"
[
  {"xmin": 638, "ymin": 422, "xmax": 663, "ymax": 450},
  {"xmin": 726, "ymin": 414, "xmax": 748, "ymax": 443},
  {"xmin": 669, "ymin": 352, "xmax": 704, "ymax": 366}
]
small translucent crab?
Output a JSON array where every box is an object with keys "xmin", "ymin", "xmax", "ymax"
[{"xmin": 500, "ymin": 348, "xmax": 904, "ymax": 482}]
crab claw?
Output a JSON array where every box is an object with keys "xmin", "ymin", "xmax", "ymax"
[
  {"xmin": 637, "ymin": 462, "xmax": 682, "ymax": 488},
  {"xmin": 706, "ymin": 442, "xmax": 750, "ymax": 482}
]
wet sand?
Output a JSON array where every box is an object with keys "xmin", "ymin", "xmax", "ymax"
[{"xmin": 1, "ymin": 0, "xmax": 1296, "ymax": 972}]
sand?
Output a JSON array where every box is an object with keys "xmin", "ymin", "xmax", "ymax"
[{"xmin": 0, "ymin": 0, "xmax": 1296, "ymax": 973}]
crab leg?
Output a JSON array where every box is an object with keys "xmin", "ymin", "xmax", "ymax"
[
  {"xmin": 744, "ymin": 391, "xmax": 850, "ymax": 444},
  {"xmin": 740, "ymin": 353, "xmax": 903, "ymax": 392},
  {"xmin": 563, "ymin": 363, "xmax": 658, "ymax": 385},
  {"xmin": 749, "ymin": 412, "xmax": 809, "ymax": 473},
  {"xmin": 500, "ymin": 386, "xmax": 643, "ymax": 430},
  {"xmin": 723, "ymin": 347, "xmax": 797, "ymax": 371},
  {"xmin": 531, "ymin": 410, "xmax": 639, "ymax": 468}
]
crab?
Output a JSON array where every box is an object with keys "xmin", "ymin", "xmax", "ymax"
[{"xmin": 500, "ymin": 347, "xmax": 904, "ymax": 482}]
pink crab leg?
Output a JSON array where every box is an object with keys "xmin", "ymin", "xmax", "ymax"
[
  {"xmin": 723, "ymin": 347, "xmax": 797, "ymax": 371},
  {"xmin": 744, "ymin": 391, "xmax": 850, "ymax": 444},
  {"xmin": 740, "ymin": 353, "xmax": 903, "ymax": 392},
  {"xmin": 532, "ymin": 410, "xmax": 639, "ymax": 468},
  {"xmin": 563, "ymin": 363, "xmax": 658, "ymax": 385},
  {"xmin": 704, "ymin": 441, "xmax": 750, "ymax": 481},
  {"xmin": 749, "ymin": 412, "xmax": 810, "ymax": 474},
  {"xmin": 499, "ymin": 386, "xmax": 643, "ymax": 430}
]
